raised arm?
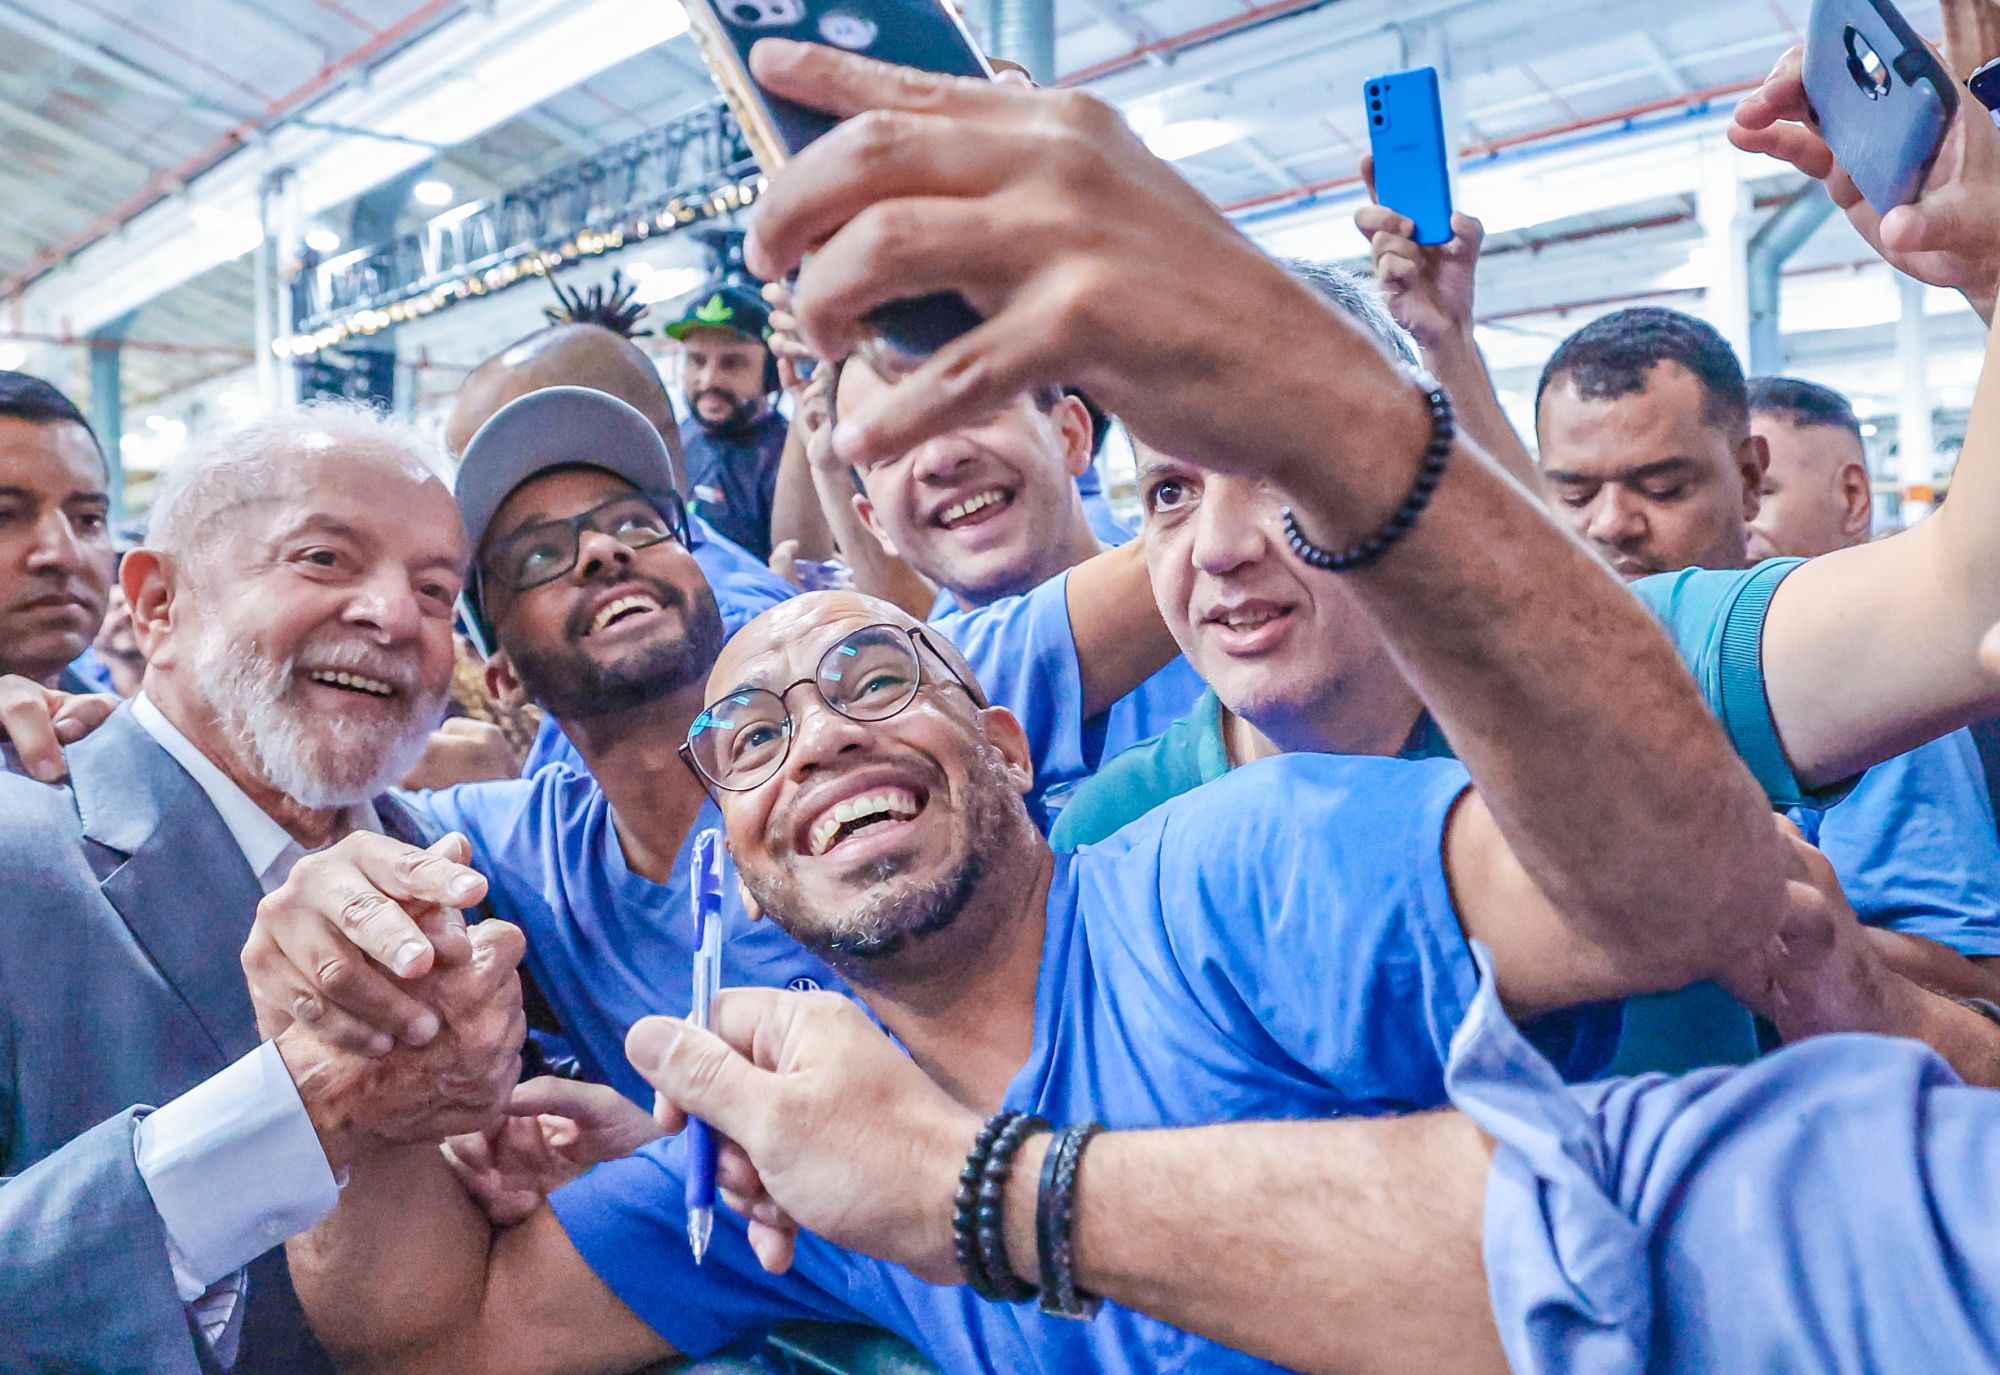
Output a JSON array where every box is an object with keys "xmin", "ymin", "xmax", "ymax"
[
  {"xmin": 1354, "ymin": 157, "xmax": 1539, "ymax": 491},
  {"xmin": 743, "ymin": 41, "xmax": 1797, "ymax": 1003},
  {"xmin": 633, "ymin": 986, "xmax": 1505, "ymax": 1375},
  {"xmin": 1725, "ymin": 32, "xmax": 2000, "ymax": 782}
]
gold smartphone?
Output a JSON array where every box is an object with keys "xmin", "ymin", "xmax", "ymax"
[{"xmin": 680, "ymin": 0, "xmax": 994, "ymax": 370}]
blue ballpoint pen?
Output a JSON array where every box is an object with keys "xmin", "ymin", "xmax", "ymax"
[{"xmin": 686, "ymin": 828, "xmax": 725, "ymax": 1263}]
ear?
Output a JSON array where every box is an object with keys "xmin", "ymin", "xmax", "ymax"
[
  {"xmin": 1052, "ymin": 395, "xmax": 1094, "ymax": 480},
  {"xmin": 1839, "ymin": 462, "xmax": 1874, "ymax": 541},
  {"xmin": 483, "ymin": 651, "xmax": 530, "ymax": 712},
  {"xmin": 853, "ymin": 492, "xmax": 900, "ymax": 559},
  {"xmin": 120, "ymin": 548, "xmax": 180, "ymax": 671},
  {"xmin": 1738, "ymin": 433, "xmax": 1771, "ymax": 521},
  {"xmin": 974, "ymin": 705, "xmax": 1036, "ymax": 796}
]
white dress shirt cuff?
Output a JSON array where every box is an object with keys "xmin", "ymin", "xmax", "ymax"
[{"xmin": 134, "ymin": 1040, "xmax": 342, "ymax": 1303}]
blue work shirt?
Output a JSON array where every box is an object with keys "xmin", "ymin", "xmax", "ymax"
[
  {"xmin": 931, "ymin": 569, "xmax": 1205, "ymax": 823},
  {"xmin": 1788, "ymin": 727, "xmax": 2000, "ymax": 954},
  {"xmin": 522, "ymin": 515, "xmax": 796, "ymax": 777},
  {"xmin": 551, "ymin": 755, "xmax": 1616, "ymax": 1371},
  {"xmin": 1450, "ymin": 942, "xmax": 2000, "ymax": 1373},
  {"xmin": 413, "ymin": 770, "xmax": 839, "ymax": 1105},
  {"xmin": 681, "ymin": 410, "xmax": 788, "ymax": 562}
]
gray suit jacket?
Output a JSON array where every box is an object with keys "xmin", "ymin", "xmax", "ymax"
[{"xmin": 0, "ymin": 705, "xmax": 424, "ymax": 1374}]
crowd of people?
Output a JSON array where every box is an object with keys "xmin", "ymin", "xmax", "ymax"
[{"xmin": 10, "ymin": 14, "xmax": 2000, "ymax": 1375}]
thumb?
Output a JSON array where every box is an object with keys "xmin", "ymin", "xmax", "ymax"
[
  {"xmin": 626, "ymin": 1016, "xmax": 772, "ymax": 1140},
  {"xmin": 1880, "ymin": 193, "xmax": 1983, "ymax": 257}
]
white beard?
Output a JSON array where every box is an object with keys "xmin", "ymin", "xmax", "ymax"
[{"xmin": 191, "ymin": 618, "xmax": 445, "ymax": 809}]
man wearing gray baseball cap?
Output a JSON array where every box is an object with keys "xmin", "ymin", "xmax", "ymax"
[{"xmin": 248, "ymin": 383, "xmax": 842, "ymax": 1116}]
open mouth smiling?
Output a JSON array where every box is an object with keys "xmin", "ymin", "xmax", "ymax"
[{"xmin": 804, "ymin": 785, "xmax": 926, "ymax": 858}]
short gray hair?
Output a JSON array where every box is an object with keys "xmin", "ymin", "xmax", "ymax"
[
  {"xmin": 1278, "ymin": 258, "xmax": 1421, "ymax": 369},
  {"xmin": 148, "ymin": 399, "xmax": 448, "ymax": 574}
]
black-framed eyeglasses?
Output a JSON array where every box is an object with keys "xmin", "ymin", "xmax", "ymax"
[
  {"xmin": 682, "ymin": 623, "xmax": 979, "ymax": 793},
  {"xmin": 482, "ymin": 492, "xmax": 692, "ymax": 596}
]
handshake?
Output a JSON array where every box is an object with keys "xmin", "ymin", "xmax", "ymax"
[{"xmin": 249, "ymin": 832, "xmax": 661, "ymax": 1215}]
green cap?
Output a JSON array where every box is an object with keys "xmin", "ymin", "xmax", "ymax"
[{"xmin": 663, "ymin": 284, "xmax": 771, "ymax": 343}]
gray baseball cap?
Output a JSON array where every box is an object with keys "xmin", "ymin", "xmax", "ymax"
[
  {"xmin": 454, "ymin": 385, "xmax": 686, "ymax": 655},
  {"xmin": 454, "ymin": 384, "xmax": 680, "ymax": 555}
]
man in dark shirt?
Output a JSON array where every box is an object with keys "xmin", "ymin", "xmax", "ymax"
[{"xmin": 666, "ymin": 284, "xmax": 789, "ymax": 561}]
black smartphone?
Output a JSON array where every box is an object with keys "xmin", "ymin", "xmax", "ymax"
[{"xmin": 683, "ymin": 0, "xmax": 994, "ymax": 373}]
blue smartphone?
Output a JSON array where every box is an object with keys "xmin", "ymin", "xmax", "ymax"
[
  {"xmin": 682, "ymin": 0, "xmax": 993, "ymax": 370},
  {"xmin": 1365, "ymin": 67, "xmax": 1453, "ymax": 247},
  {"xmin": 1802, "ymin": 0, "xmax": 1959, "ymax": 213}
]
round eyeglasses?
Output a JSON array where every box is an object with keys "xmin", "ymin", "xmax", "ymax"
[{"xmin": 682, "ymin": 623, "xmax": 978, "ymax": 793}]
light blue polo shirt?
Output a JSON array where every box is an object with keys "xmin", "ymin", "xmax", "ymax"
[
  {"xmin": 523, "ymin": 515, "xmax": 797, "ymax": 776},
  {"xmin": 413, "ymin": 771, "xmax": 839, "ymax": 1105},
  {"xmin": 1450, "ymin": 942, "xmax": 2000, "ymax": 1373},
  {"xmin": 930, "ymin": 569, "xmax": 1205, "ymax": 824},
  {"xmin": 551, "ymin": 754, "xmax": 1615, "ymax": 1371}
]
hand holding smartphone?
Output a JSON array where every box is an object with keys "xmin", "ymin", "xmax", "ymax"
[
  {"xmin": 1802, "ymin": 0, "xmax": 1960, "ymax": 212},
  {"xmin": 682, "ymin": 0, "xmax": 994, "ymax": 373},
  {"xmin": 1365, "ymin": 67, "xmax": 1454, "ymax": 247}
]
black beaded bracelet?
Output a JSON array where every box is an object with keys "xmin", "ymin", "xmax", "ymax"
[
  {"xmin": 1035, "ymin": 1122, "xmax": 1104, "ymax": 1320},
  {"xmin": 953, "ymin": 1112, "xmax": 1020, "ymax": 1299},
  {"xmin": 1281, "ymin": 377, "xmax": 1455, "ymax": 573},
  {"xmin": 973, "ymin": 1113, "xmax": 1049, "ymax": 1304}
]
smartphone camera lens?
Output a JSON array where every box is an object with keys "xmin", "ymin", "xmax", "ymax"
[
  {"xmin": 1372, "ymin": 115, "xmax": 1384, "ymax": 126},
  {"xmin": 1367, "ymin": 84, "xmax": 1379, "ymax": 96},
  {"xmin": 1370, "ymin": 99, "xmax": 1382, "ymax": 111},
  {"xmin": 730, "ymin": 3, "xmax": 761, "ymax": 20}
]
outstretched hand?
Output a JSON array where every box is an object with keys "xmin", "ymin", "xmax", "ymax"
[
  {"xmin": 627, "ymin": 988, "xmax": 978, "ymax": 1282},
  {"xmin": 741, "ymin": 39, "xmax": 1411, "ymax": 488},
  {"xmin": 443, "ymin": 1076, "xmax": 664, "ymax": 1225}
]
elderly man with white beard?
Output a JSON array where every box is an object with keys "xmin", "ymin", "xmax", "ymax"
[{"xmin": 0, "ymin": 399, "xmax": 493, "ymax": 1375}]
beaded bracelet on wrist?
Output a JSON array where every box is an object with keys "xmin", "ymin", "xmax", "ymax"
[
  {"xmin": 1281, "ymin": 376, "xmax": 1455, "ymax": 573},
  {"xmin": 973, "ymin": 1113, "xmax": 1048, "ymax": 1305},
  {"xmin": 953, "ymin": 1111, "xmax": 1020, "ymax": 1299}
]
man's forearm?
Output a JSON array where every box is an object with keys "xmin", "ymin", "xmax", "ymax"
[
  {"xmin": 769, "ymin": 419, "xmax": 839, "ymax": 561},
  {"xmin": 806, "ymin": 459, "xmax": 938, "ymax": 617},
  {"xmin": 1265, "ymin": 332, "xmax": 1792, "ymax": 981},
  {"xmin": 1763, "ymin": 329, "xmax": 2000, "ymax": 784},
  {"xmin": 1424, "ymin": 326, "xmax": 1540, "ymax": 492},
  {"xmin": 1066, "ymin": 539, "xmax": 1181, "ymax": 719},
  {"xmin": 999, "ymin": 1118, "xmax": 1504, "ymax": 1375},
  {"xmin": 287, "ymin": 1142, "xmax": 496, "ymax": 1373}
]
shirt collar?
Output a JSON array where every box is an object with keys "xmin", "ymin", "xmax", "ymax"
[{"xmin": 129, "ymin": 692, "xmax": 379, "ymax": 883}]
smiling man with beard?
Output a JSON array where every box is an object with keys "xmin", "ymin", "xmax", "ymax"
[
  {"xmin": 242, "ymin": 386, "xmax": 841, "ymax": 1107},
  {"xmin": 0, "ymin": 399, "xmax": 468, "ymax": 1373}
]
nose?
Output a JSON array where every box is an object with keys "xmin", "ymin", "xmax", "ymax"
[
  {"xmin": 782, "ymin": 683, "xmax": 875, "ymax": 780},
  {"xmin": 1582, "ymin": 488, "xmax": 1648, "ymax": 551},
  {"xmin": 574, "ymin": 527, "xmax": 636, "ymax": 582},
  {"xmin": 341, "ymin": 566, "xmax": 424, "ymax": 643},
  {"xmin": 23, "ymin": 509, "xmax": 89, "ymax": 575},
  {"xmin": 1189, "ymin": 481, "xmax": 1269, "ymax": 577},
  {"xmin": 910, "ymin": 435, "xmax": 974, "ymax": 486}
]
